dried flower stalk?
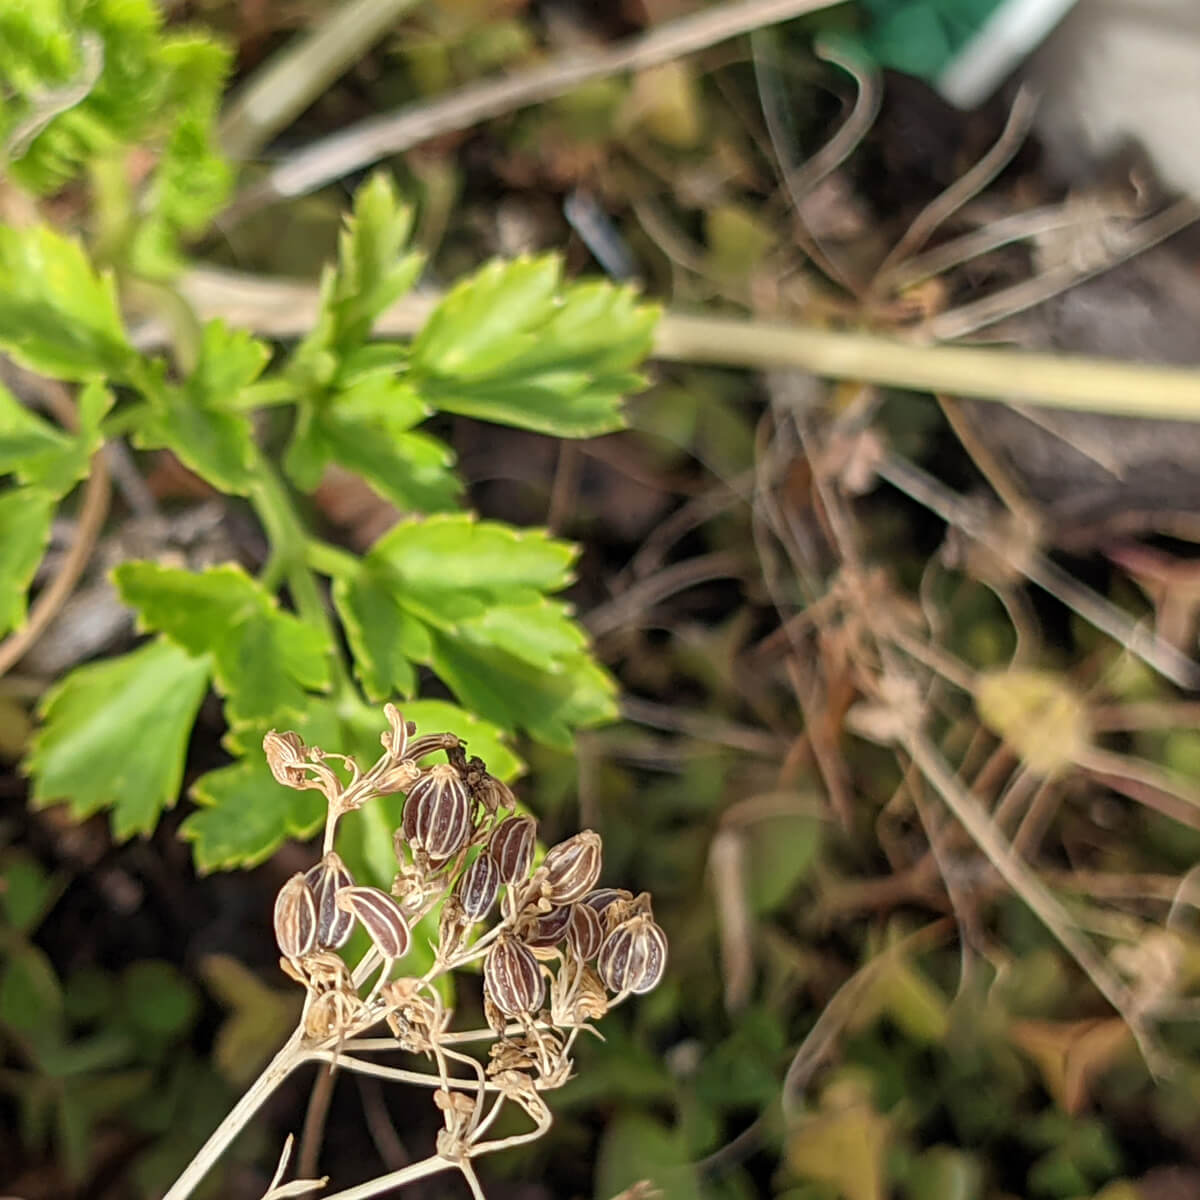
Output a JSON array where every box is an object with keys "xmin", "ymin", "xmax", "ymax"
[{"xmin": 166, "ymin": 707, "xmax": 666, "ymax": 1200}]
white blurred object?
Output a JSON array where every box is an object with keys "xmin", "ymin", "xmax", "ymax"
[{"xmin": 1024, "ymin": 0, "xmax": 1200, "ymax": 197}]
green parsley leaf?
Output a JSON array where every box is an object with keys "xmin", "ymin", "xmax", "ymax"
[
  {"xmin": 0, "ymin": 224, "xmax": 136, "ymax": 381},
  {"xmin": 27, "ymin": 639, "xmax": 211, "ymax": 839},
  {"xmin": 330, "ymin": 515, "xmax": 614, "ymax": 744},
  {"xmin": 410, "ymin": 256, "xmax": 658, "ymax": 436},
  {"xmin": 184, "ymin": 757, "xmax": 326, "ymax": 873},
  {"xmin": 0, "ymin": 380, "xmax": 112, "ymax": 498},
  {"xmin": 134, "ymin": 321, "xmax": 267, "ymax": 494},
  {"xmin": 114, "ymin": 562, "xmax": 330, "ymax": 725},
  {"xmin": 0, "ymin": 487, "xmax": 56, "ymax": 636}
]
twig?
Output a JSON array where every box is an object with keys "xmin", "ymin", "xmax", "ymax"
[
  {"xmin": 925, "ymin": 195, "xmax": 1200, "ymax": 340},
  {"xmin": 4, "ymin": 32, "xmax": 103, "ymax": 161},
  {"xmin": 298, "ymin": 1065, "xmax": 338, "ymax": 1181},
  {"xmin": 220, "ymin": 0, "xmax": 422, "ymax": 159},
  {"xmin": 0, "ymin": 447, "xmax": 111, "ymax": 680},
  {"xmin": 875, "ymin": 452, "xmax": 1200, "ymax": 689},
  {"xmin": 900, "ymin": 724, "xmax": 1167, "ymax": 1074},
  {"xmin": 227, "ymin": 0, "xmax": 847, "ymax": 215},
  {"xmin": 872, "ymin": 86, "xmax": 1039, "ymax": 287},
  {"xmin": 156, "ymin": 266, "xmax": 1200, "ymax": 420}
]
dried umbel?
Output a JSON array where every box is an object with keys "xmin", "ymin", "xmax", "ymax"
[
  {"xmin": 597, "ymin": 912, "xmax": 669, "ymax": 995},
  {"xmin": 484, "ymin": 935, "xmax": 546, "ymax": 1017},
  {"xmin": 242, "ymin": 709, "xmax": 666, "ymax": 1200},
  {"xmin": 541, "ymin": 829, "xmax": 602, "ymax": 903},
  {"xmin": 403, "ymin": 763, "xmax": 473, "ymax": 862},
  {"xmin": 488, "ymin": 814, "xmax": 536, "ymax": 883}
]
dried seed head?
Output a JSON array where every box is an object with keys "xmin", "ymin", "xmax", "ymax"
[
  {"xmin": 567, "ymin": 900, "xmax": 605, "ymax": 961},
  {"xmin": 274, "ymin": 873, "xmax": 317, "ymax": 960},
  {"xmin": 336, "ymin": 885, "xmax": 411, "ymax": 960},
  {"xmin": 597, "ymin": 913, "xmax": 668, "ymax": 995},
  {"xmin": 304, "ymin": 851, "xmax": 356, "ymax": 949},
  {"xmin": 381, "ymin": 704, "xmax": 414, "ymax": 758},
  {"xmin": 454, "ymin": 852, "xmax": 501, "ymax": 922},
  {"xmin": 484, "ymin": 936, "xmax": 545, "ymax": 1017},
  {"xmin": 488, "ymin": 815, "xmax": 537, "ymax": 883},
  {"xmin": 542, "ymin": 830, "xmax": 603, "ymax": 904},
  {"xmin": 402, "ymin": 764, "xmax": 471, "ymax": 862},
  {"xmin": 522, "ymin": 904, "xmax": 574, "ymax": 949},
  {"xmin": 264, "ymin": 730, "xmax": 310, "ymax": 788}
]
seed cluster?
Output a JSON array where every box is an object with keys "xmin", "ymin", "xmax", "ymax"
[{"xmin": 264, "ymin": 705, "xmax": 667, "ymax": 1164}]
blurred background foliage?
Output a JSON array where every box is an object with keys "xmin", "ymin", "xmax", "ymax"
[{"xmin": 6, "ymin": 0, "xmax": 1200, "ymax": 1198}]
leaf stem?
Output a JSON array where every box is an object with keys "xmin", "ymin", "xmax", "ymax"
[{"xmin": 163, "ymin": 1028, "xmax": 306, "ymax": 1200}]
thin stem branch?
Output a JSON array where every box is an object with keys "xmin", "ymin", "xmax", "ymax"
[
  {"xmin": 228, "ymin": 0, "xmax": 845, "ymax": 214},
  {"xmin": 153, "ymin": 266, "xmax": 1200, "ymax": 420},
  {"xmin": 220, "ymin": 0, "xmax": 422, "ymax": 159},
  {"xmin": 163, "ymin": 1029, "xmax": 306, "ymax": 1200}
]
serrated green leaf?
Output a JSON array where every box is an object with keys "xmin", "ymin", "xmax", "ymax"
[
  {"xmin": 329, "ymin": 173, "xmax": 423, "ymax": 349},
  {"xmin": 0, "ymin": 380, "xmax": 112, "ymax": 498},
  {"xmin": 3, "ymin": 0, "xmax": 231, "ymax": 222},
  {"xmin": 410, "ymin": 257, "xmax": 657, "ymax": 436},
  {"xmin": 0, "ymin": 224, "xmax": 136, "ymax": 381},
  {"xmin": 332, "ymin": 568, "xmax": 424, "ymax": 700},
  {"xmin": 0, "ymin": 487, "xmax": 56, "ymax": 636},
  {"xmin": 285, "ymin": 405, "xmax": 459, "ymax": 513},
  {"xmin": 27, "ymin": 639, "xmax": 211, "ymax": 839},
  {"xmin": 431, "ymin": 634, "xmax": 616, "ymax": 749},
  {"xmin": 135, "ymin": 321, "xmax": 267, "ymax": 493},
  {"xmin": 371, "ymin": 513, "xmax": 577, "ymax": 593},
  {"xmin": 114, "ymin": 561, "xmax": 330, "ymax": 725},
  {"xmin": 183, "ymin": 755, "xmax": 325, "ymax": 872}
]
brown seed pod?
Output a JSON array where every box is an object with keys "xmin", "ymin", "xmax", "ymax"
[
  {"xmin": 402, "ymin": 764, "xmax": 471, "ymax": 862},
  {"xmin": 484, "ymin": 936, "xmax": 545, "ymax": 1017},
  {"xmin": 454, "ymin": 852, "xmax": 501, "ymax": 922},
  {"xmin": 522, "ymin": 904, "xmax": 574, "ymax": 949},
  {"xmin": 304, "ymin": 851, "xmax": 356, "ymax": 949},
  {"xmin": 567, "ymin": 900, "xmax": 605, "ymax": 961},
  {"xmin": 597, "ymin": 913, "xmax": 668, "ymax": 995},
  {"xmin": 336, "ymin": 885, "xmax": 411, "ymax": 960},
  {"xmin": 488, "ymin": 815, "xmax": 537, "ymax": 883},
  {"xmin": 274, "ymin": 873, "xmax": 317, "ymax": 960},
  {"xmin": 542, "ymin": 830, "xmax": 602, "ymax": 904}
]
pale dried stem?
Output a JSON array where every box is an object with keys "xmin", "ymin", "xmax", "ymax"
[
  {"xmin": 229, "ymin": 0, "xmax": 847, "ymax": 213},
  {"xmin": 154, "ymin": 267, "xmax": 1200, "ymax": 421},
  {"xmin": 220, "ymin": 0, "xmax": 422, "ymax": 159}
]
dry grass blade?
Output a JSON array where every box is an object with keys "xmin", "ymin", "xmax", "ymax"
[{"xmin": 230, "ymin": 0, "xmax": 847, "ymax": 214}]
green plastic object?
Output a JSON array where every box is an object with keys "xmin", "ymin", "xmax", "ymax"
[{"xmin": 852, "ymin": 0, "xmax": 1079, "ymax": 107}]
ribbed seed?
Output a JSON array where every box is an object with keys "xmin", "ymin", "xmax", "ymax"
[
  {"xmin": 402, "ymin": 764, "xmax": 471, "ymax": 861},
  {"xmin": 336, "ymin": 885, "xmax": 411, "ymax": 959},
  {"xmin": 568, "ymin": 900, "xmax": 604, "ymax": 961},
  {"xmin": 488, "ymin": 815, "xmax": 536, "ymax": 883},
  {"xmin": 484, "ymin": 936, "xmax": 545, "ymax": 1017},
  {"xmin": 455, "ymin": 852, "xmax": 501, "ymax": 921},
  {"xmin": 597, "ymin": 913, "xmax": 668, "ymax": 995},
  {"xmin": 542, "ymin": 830, "xmax": 602, "ymax": 904},
  {"xmin": 522, "ymin": 904, "xmax": 574, "ymax": 949},
  {"xmin": 304, "ymin": 851, "xmax": 356, "ymax": 949},
  {"xmin": 274, "ymin": 873, "xmax": 317, "ymax": 960}
]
